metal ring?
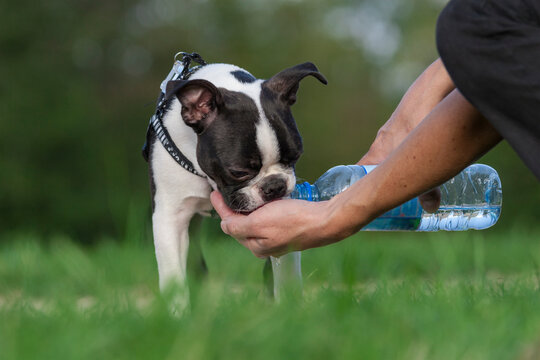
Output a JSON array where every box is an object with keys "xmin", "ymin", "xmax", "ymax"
[{"xmin": 174, "ymin": 51, "xmax": 187, "ymax": 61}]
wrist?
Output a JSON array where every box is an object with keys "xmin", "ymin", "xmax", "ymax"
[
  {"xmin": 325, "ymin": 168, "xmax": 387, "ymax": 240},
  {"xmin": 322, "ymin": 189, "xmax": 369, "ymax": 242},
  {"xmin": 299, "ymin": 200, "xmax": 349, "ymax": 249}
]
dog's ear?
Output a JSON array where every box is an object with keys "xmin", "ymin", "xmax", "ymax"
[
  {"xmin": 264, "ymin": 62, "xmax": 327, "ymax": 106},
  {"xmin": 165, "ymin": 79, "xmax": 223, "ymax": 134}
]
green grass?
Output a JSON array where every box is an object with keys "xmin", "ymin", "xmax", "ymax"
[{"xmin": 1, "ymin": 223, "xmax": 540, "ymax": 359}]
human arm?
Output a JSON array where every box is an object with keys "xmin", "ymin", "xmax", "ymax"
[
  {"xmin": 359, "ymin": 58, "xmax": 455, "ymax": 164},
  {"xmin": 321, "ymin": 89, "xmax": 501, "ymax": 241},
  {"xmin": 360, "ymin": 58, "xmax": 456, "ymax": 212},
  {"xmin": 211, "ymin": 89, "xmax": 502, "ymax": 257}
]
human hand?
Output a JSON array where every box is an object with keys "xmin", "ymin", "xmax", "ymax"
[
  {"xmin": 418, "ymin": 188, "xmax": 441, "ymax": 213},
  {"xmin": 210, "ymin": 191, "xmax": 337, "ymax": 258}
]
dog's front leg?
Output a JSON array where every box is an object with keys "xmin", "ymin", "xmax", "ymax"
[{"xmin": 152, "ymin": 208, "xmax": 194, "ymax": 300}]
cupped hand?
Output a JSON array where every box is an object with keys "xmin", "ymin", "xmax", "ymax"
[{"xmin": 210, "ymin": 191, "xmax": 335, "ymax": 258}]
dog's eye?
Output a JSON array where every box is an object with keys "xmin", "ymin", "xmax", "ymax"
[{"xmin": 229, "ymin": 169, "xmax": 251, "ymax": 180}]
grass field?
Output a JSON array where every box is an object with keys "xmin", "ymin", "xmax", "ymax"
[{"xmin": 1, "ymin": 221, "xmax": 540, "ymax": 360}]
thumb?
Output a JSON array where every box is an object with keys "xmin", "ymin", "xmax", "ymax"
[{"xmin": 210, "ymin": 191, "xmax": 236, "ymax": 219}]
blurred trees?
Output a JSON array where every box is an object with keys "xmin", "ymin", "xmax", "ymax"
[{"xmin": 1, "ymin": 0, "xmax": 537, "ymax": 241}]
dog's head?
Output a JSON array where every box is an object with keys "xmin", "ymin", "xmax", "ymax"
[{"xmin": 166, "ymin": 62, "xmax": 327, "ymax": 212}]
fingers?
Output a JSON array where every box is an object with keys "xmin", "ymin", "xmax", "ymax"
[
  {"xmin": 210, "ymin": 191, "xmax": 235, "ymax": 218},
  {"xmin": 241, "ymin": 238, "xmax": 271, "ymax": 259},
  {"xmin": 210, "ymin": 191, "xmax": 290, "ymax": 258},
  {"xmin": 210, "ymin": 191, "xmax": 257, "ymax": 239},
  {"xmin": 240, "ymin": 237, "xmax": 289, "ymax": 259},
  {"xmin": 221, "ymin": 217, "xmax": 257, "ymax": 239},
  {"xmin": 419, "ymin": 188, "xmax": 441, "ymax": 213}
]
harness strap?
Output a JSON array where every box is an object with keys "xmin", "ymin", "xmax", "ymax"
[{"xmin": 142, "ymin": 52, "xmax": 207, "ymax": 179}]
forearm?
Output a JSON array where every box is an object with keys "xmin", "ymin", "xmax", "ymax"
[
  {"xmin": 360, "ymin": 58, "xmax": 456, "ymax": 164},
  {"xmin": 328, "ymin": 90, "xmax": 502, "ymax": 239}
]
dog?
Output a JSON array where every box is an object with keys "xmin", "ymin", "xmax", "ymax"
[{"xmin": 145, "ymin": 58, "xmax": 327, "ymax": 305}]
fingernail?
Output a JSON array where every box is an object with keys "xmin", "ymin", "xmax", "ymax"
[{"xmin": 220, "ymin": 220, "xmax": 228, "ymax": 234}]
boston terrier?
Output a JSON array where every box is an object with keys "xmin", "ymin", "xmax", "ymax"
[{"xmin": 145, "ymin": 59, "xmax": 327, "ymax": 304}]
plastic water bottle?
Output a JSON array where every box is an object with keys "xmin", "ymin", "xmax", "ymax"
[{"xmin": 289, "ymin": 164, "xmax": 502, "ymax": 231}]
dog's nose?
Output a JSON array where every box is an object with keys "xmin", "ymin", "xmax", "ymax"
[{"xmin": 260, "ymin": 175, "xmax": 287, "ymax": 202}]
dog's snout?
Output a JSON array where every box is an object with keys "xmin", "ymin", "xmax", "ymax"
[{"xmin": 260, "ymin": 175, "xmax": 287, "ymax": 202}]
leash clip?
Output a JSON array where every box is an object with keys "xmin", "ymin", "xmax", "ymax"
[
  {"xmin": 159, "ymin": 52, "xmax": 208, "ymax": 93},
  {"xmin": 159, "ymin": 60, "xmax": 184, "ymax": 94}
]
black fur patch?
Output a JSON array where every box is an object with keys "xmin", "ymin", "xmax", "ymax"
[
  {"xmin": 260, "ymin": 84, "xmax": 303, "ymax": 167},
  {"xmin": 196, "ymin": 89, "xmax": 262, "ymax": 212},
  {"xmin": 231, "ymin": 70, "xmax": 256, "ymax": 84}
]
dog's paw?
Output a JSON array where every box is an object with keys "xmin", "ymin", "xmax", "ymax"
[
  {"xmin": 169, "ymin": 293, "xmax": 190, "ymax": 317},
  {"xmin": 160, "ymin": 282, "xmax": 191, "ymax": 316}
]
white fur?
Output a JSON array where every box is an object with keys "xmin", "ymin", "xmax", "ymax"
[
  {"xmin": 151, "ymin": 63, "xmax": 296, "ymax": 307},
  {"xmin": 151, "ymin": 100, "xmax": 212, "ymax": 294}
]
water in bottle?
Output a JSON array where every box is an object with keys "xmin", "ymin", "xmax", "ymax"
[{"xmin": 289, "ymin": 164, "xmax": 502, "ymax": 231}]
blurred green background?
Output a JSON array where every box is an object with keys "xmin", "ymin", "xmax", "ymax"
[{"xmin": 1, "ymin": 0, "xmax": 538, "ymax": 242}]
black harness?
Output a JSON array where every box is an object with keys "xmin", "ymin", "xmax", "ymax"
[{"xmin": 142, "ymin": 52, "xmax": 207, "ymax": 179}]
